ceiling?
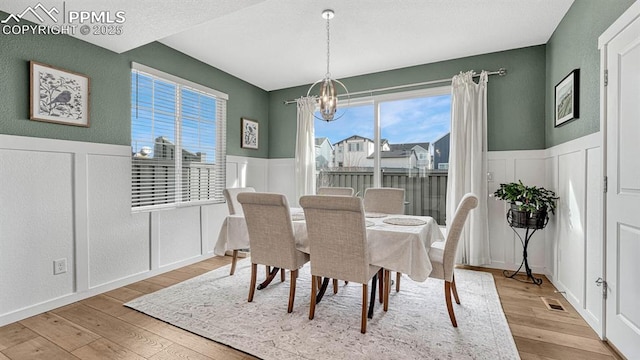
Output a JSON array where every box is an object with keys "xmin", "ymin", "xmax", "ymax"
[{"xmin": 1, "ymin": 0, "xmax": 574, "ymax": 91}]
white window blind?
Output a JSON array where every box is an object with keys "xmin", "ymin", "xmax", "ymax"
[{"xmin": 131, "ymin": 63, "xmax": 227, "ymax": 211}]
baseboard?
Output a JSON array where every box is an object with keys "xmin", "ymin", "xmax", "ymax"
[{"xmin": 0, "ymin": 253, "xmax": 217, "ymax": 327}]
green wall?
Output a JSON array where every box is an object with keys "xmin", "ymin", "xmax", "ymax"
[
  {"xmin": 268, "ymin": 46, "xmax": 547, "ymax": 158},
  {"xmin": 4, "ymin": 2, "xmax": 634, "ymax": 159},
  {"xmin": 0, "ymin": 15, "xmax": 270, "ymax": 158},
  {"xmin": 545, "ymin": 0, "xmax": 635, "ymax": 147}
]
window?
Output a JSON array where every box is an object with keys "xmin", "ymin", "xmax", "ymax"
[
  {"xmin": 314, "ymin": 87, "xmax": 451, "ymax": 223},
  {"xmin": 348, "ymin": 142, "xmax": 363, "ymax": 152},
  {"xmin": 130, "ymin": 63, "xmax": 227, "ymax": 211}
]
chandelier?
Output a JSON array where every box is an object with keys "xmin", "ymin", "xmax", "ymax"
[{"xmin": 307, "ymin": 9, "xmax": 348, "ymax": 122}]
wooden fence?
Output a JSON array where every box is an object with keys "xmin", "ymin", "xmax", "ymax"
[{"xmin": 317, "ymin": 169, "xmax": 448, "ymax": 224}]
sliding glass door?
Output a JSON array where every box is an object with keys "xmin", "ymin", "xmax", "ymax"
[{"xmin": 314, "ymin": 86, "xmax": 451, "ymax": 222}]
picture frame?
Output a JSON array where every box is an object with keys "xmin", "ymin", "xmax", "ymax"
[
  {"xmin": 241, "ymin": 118, "xmax": 259, "ymax": 149},
  {"xmin": 554, "ymin": 69, "xmax": 579, "ymax": 127},
  {"xmin": 30, "ymin": 61, "xmax": 90, "ymax": 127}
]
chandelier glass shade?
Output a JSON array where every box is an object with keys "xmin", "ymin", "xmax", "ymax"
[{"xmin": 307, "ymin": 9, "xmax": 348, "ymax": 122}]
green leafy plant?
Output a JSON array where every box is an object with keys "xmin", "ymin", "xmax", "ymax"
[{"xmin": 493, "ymin": 180, "xmax": 559, "ymax": 215}]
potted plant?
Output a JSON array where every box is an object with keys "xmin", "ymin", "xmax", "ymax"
[{"xmin": 493, "ymin": 180, "xmax": 559, "ymax": 229}]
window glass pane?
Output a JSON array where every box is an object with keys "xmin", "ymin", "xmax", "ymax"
[
  {"xmin": 313, "ymin": 91, "xmax": 451, "ymax": 222},
  {"xmin": 379, "ymin": 94, "xmax": 450, "ymax": 222},
  {"xmin": 315, "ymin": 103, "xmax": 374, "ymax": 195},
  {"xmin": 131, "ymin": 68, "xmax": 226, "ymax": 210}
]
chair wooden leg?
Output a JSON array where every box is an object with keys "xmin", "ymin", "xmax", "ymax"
[
  {"xmin": 281, "ymin": 268, "xmax": 286, "ymax": 282},
  {"xmin": 287, "ymin": 269, "xmax": 297, "ymax": 313},
  {"xmin": 451, "ymin": 274, "xmax": 460, "ymax": 304},
  {"xmin": 368, "ymin": 274, "xmax": 377, "ymax": 319},
  {"xmin": 445, "ymin": 281, "xmax": 458, "ymax": 327},
  {"xmin": 361, "ymin": 284, "xmax": 368, "ymax": 334},
  {"xmin": 266, "ymin": 265, "xmax": 270, "ymax": 277},
  {"xmin": 309, "ymin": 275, "xmax": 317, "ymax": 320},
  {"xmin": 332, "ymin": 278, "xmax": 338, "ymax": 294},
  {"xmin": 229, "ymin": 250, "xmax": 238, "ymax": 275},
  {"xmin": 315, "ymin": 277, "xmax": 330, "ymax": 304},
  {"xmin": 383, "ymin": 269, "xmax": 390, "ymax": 311},
  {"xmin": 248, "ymin": 263, "xmax": 257, "ymax": 302},
  {"xmin": 396, "ymin": 272, "xmax": 401, "ymax": 292},
  {"xmin": 378, "ymin": 269, "xmax": 384, "ymax": 303},
  {"xmin": 258, "ymin": 267, "xmax": 280, "ymax": 290},
  {"xmin": 316, "ymin": 277, "xmax": 322, "ymax": 289}
]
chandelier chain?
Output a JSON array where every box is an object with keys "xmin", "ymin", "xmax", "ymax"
[{"xmin": 325, "ymin": 14, "xmax": 331, "ymax": 78}]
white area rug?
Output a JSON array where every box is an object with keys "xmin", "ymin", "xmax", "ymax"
[{"xmin": 126, "ymin": 260, "xmax": 519, "ymax": 360}]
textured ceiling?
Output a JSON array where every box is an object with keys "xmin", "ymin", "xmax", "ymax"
[{"xmin": 1, "ymin": 0, "xmax": 574, "ymax": 91}]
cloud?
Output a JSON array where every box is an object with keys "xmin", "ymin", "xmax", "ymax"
[{"xmin": 315, "ymin": 94, "xmax": 451, "ymax": 145}]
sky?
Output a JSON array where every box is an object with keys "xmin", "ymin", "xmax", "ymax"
[{"xmin": 314, "ymin": 94, "xmax": 451, "ymax": 146}]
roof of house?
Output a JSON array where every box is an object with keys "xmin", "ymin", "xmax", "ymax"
[
  {"xmin": 432, "ymin": 132, "xmax": 450, "ymax": 144},
  {"xmin": 333, "ymin": 135, "xmax": 374, "ymax": 145},
  {"xmin": 389, "ymin": 143, "xmax": 430, "ymax": 152},
  {"xmin": 315, "ymin": 137, "xmax": 331, "ymax": 146},
  {"xmin": 367, "ymin": 149, "xmax": 418, "ymax": 159}
]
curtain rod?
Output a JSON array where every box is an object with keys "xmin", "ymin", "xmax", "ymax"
[{"xmin": 283, "ymin": 67, "xmax": 507, "ymax": 105}]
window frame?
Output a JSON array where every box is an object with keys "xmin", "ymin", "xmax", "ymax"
[
  {"xmin": 130, "ymin": 62, "xmax": 228, "ymax": 212},
  {"xmin": 329, "ymin": 86, "xmax": 451, "ymax": 186}
]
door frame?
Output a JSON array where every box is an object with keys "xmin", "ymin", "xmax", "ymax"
[{"xmin": 598, "ymin": 0, "xmax": 640, "ymax": 343}]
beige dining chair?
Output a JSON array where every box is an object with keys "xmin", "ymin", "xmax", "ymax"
[
  {"xmin": 317, "ymin": 186, "xmax": 355, "ymax": 196},
  {"xmin": 237, "ymin": 192, "xmax": 310, "ymax": 313},
  {"xmin": 223, "ymin": 187, "xmax": 256, "ymax": 275},
  {"xmin": 300, "ymin": 195, "xmax": 381, "ymax": 334},
  {"xmin": 363, "ymin": 187, "xmax": 406, "ymax": 292},
  {"xmin": 363, "ymin": 187, "xmax": 405, "ymax": 214},
  {"xmin": 427, "ymin": 193, "xmax": 478, "ymax": 327}
]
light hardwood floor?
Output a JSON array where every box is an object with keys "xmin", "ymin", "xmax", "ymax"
[{"xmin": 0, "ymin": 257, "xmax": 624, "ymax": 360}]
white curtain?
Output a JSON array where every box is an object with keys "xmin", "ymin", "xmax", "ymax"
[
  {"xmin": 446, "ymin": 71, "xmax": 490, "ymax": 266},
  {"xmin": 295, "ymin": 96, "xmax": 317, "ymax": 202}
]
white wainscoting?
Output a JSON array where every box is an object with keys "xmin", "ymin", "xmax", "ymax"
[
  {"xmin": 0, "ymin": 132, "xmax": 603, "ymax": 331},
  {"xmin": 0, "ymin": 135, "xmax": 264, "ymax": 326},
  {"xmin": 267, "ymin": 158, "xmax": 297, "ymax": 205},
  {"xmin": 487, "ymin": 150, "xmax": 548, "ymax": 273},
  {"xmin": 544, "ymin": 132, "xmax": 603, "ymax": 333}
]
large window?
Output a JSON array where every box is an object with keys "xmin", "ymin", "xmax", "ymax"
[
  {"xmin": 130, "ymin": 63, "xmax": 227, "ymax": 211},
  {"xmin": 314, "ymin": 87, "xmax": 451, "ymax": 222}
]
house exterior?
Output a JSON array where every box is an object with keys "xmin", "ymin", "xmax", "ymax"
[
  {"xmin": 333, "ymin": 135, "xmax": 375, "ymax": 168},
  {"xmin": 362, "ymin": 142, "xmax": 429, "ymax": 170},
  {"xmin": 432, "ymin": 133, "xmax": 450, "ymax": 170},
  {"xmin": 315, "ymin": 137, "xmax": 334, "ymax": 169}
]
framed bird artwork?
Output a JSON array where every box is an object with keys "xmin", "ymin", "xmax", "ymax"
[{"xmin": 30, "ymin": 61, "xmax": 90, "ymax": 127}]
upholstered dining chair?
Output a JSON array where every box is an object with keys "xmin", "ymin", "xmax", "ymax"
[
  {"xmin": 300, "ymin": 195, "xmax": 381, "ymax": 334},
  {"xmin": 427, "ymin": 193, "xmax": 478, "ymax": 327},
  {"xmin": 363, "ymin": 187, "xmax": 406, "ymax": 292},
  {"xmin": 363, "ymin": 187, "xmax": 405, "ymax": 215},
  {"xmin": 237, "ymin": 192, "xmax": 310, "ymax": 313},
  {"xmin": 223, "ymin": 187, "xmax": 256, "ymax": 275},
  {"xmin": 317, "ymin": 186, "xmax": 355, "ymax": 196}
]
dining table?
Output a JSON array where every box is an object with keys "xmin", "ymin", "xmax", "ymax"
[{"xmin": 214, "ymin": 208, "xmax": 445, "ymax": 282}]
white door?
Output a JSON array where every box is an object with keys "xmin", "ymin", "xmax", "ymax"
[{"xmin": 604, "ymin": 5, "xmax": 640, "ymax": 358}]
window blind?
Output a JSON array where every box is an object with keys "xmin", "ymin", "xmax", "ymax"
[{"xmin": 131, "ymin": 63, "xmax": 227, "ymax": 211}]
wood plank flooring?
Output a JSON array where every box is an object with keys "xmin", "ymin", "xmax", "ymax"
[{"xmin": 0, "ymin": 257, "xmax": 623, "ymax": 359}]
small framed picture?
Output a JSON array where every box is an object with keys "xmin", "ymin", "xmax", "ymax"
[
  {"xmin": 30, "ymin": 61, "xmax": 90, "ymax": 127},
  {"xmin": 554, "ymin": 69, "xmax": 579, "ymax": 127},
  {"xmin": 241, "ymin": 118, "xmax": 258, "ymax": 149}
]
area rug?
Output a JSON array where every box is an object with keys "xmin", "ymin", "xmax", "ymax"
[{"xmin": 126, "ymin": 260, "xmax": 519, "ymax": 360}]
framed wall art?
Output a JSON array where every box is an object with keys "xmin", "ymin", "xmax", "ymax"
[
  {"xmin": 241, "ymin": 118, "xmax": 258, "ymax": 149},
  {"xmin": 554, "ymin": 69, "xmax": 579, "ymax": 127},
  {"xmin": 30, "ymin": 61, "xmax": 90, "ymax": 127}
]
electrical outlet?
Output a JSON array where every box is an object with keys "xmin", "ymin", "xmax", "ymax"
[{"xmin": 53, "ymin": 258, "xmax": 67, "ymax": 275}]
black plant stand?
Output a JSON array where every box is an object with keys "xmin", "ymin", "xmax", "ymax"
[{"xmin": 503, "ymin": 208, "xmax": 547, "ymax": 285}]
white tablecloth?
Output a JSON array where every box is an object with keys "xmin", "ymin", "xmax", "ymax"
[{"xmin": 214, "ymin": 209, "xmax": 444, "ymax": 282}]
